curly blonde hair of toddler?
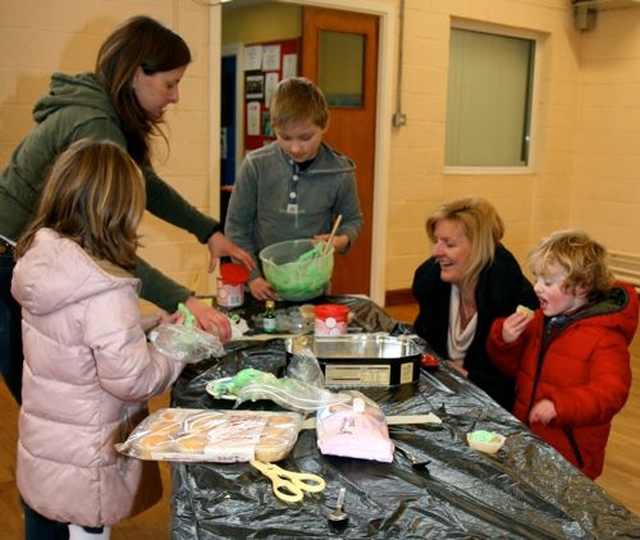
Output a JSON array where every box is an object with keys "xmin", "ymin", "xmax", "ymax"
[{"xmin": 527, "ymin": 230, "xmax": 615, "ymax": 299}]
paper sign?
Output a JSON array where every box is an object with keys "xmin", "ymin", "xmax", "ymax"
[
  {"xmin": 262, "ymin": 44, "xmax": 281, "ymax": 71},
  {"xmin": 265, "ymin": 72, "xmax": 279, "ymax": 107},
  {"xmin": 282, "ymin": 54, "xmax": 298, "ymax": 80},
  {"xmin": 244, "ymin": 45, "xmax": 262, "ymax": 71},
  {"xmin": 246, "ymin": 102, "xmax": 261, "ymax": 136}
]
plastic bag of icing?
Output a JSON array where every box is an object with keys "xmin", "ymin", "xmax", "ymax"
[
  {"xmin": 149, "ymin": 324, "xmax": 224, "ymax": 363},
  {"xmin": 207, "ymin": 368, "xmax": 350, "ymax": 413},
  {"xmin": 316, "ymin": 391, "xmax": 395, "ymax": 463}
]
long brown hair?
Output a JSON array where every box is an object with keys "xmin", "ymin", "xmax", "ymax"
[
  {"xmin": 15, "ymin": 139, "xmax": 146, "ymax": 271},
  {"xmin": 426, "ymin": 197, "xmax": 505, "ymax": 291},
  {"xmin": 94, "ymin": 16, "xmax": 191, "ymax": 166}
]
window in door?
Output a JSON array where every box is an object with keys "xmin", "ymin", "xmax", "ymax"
[
  {"xmin": 318, "ymin": 30, "xmax": 365, "ymax": 108},
  {"xmin": 445, "ymin": 27, "xmax": 536, "ymax": 169}
]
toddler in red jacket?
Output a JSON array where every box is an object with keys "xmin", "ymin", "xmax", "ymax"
[{"xmin": 487, "ymin": 230, "xmax": 638, "ymax": 479}]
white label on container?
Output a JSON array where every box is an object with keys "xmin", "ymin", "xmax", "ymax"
[
  {"xmin": 400, "ymin": 362, "xmax": 414, "ymax": 385},
  {"xmin": 217, "ymin": 279, "xmax": 244, "ymax": 308},
  {"xmin": 314, "ymin": 319, "xmax": 347, "ymax": 336},
  {"xmin": 324, "ymin": 364, "xmax": 391, "ymax": 386}
]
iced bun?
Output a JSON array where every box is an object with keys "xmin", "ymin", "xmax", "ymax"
[{"xmin": 516, "ymin": 305, "xmax": 534, "ymax": 317}]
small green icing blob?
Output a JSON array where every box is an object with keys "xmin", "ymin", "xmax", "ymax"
[
  {"xmin": 211, "ymin": 369, "xmax": 271, "ymax": 398},
  {"xmin": 471, "ymin": 430, "xmax": 496, "ymax": 442},
  {"xmin": 231, "ymin": 368, "xmax": 272, "ymax": 389},
  {"xmin": 177, "ymin": 303, "xmax": 196, "ymax": 328}
]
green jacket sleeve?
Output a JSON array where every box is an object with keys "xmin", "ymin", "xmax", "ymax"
[
  {"xmin": 133, "ymin": 256, "xmax": 192, "ymax": 312},
  {"xmin": 143, "ymin": 169, "xmax": 222, "ymax": 243}
]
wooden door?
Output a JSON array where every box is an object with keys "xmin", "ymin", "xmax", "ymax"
[{"xmin": 301, "ymin": 7, "xmax": 378, "ymax": 296}]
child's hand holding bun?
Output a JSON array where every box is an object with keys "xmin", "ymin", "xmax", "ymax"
[{"xmin": 502, "ymin": 305, "xmax": 535, "ymax": 344}]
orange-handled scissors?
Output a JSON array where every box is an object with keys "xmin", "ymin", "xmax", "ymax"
[{"xmin": 250, "ymin": 459, "xmax": 326, "ymax": 503}]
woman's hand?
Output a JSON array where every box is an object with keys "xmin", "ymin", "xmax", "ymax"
[
  {"xmin": 159, "ymin": 311, "xmax": 184, "ymax": 325},
  {"xmin": 206, "ymin": 231, "xmax": 255, "ymax": 273},
  {"xmin": 249, "ymin": 277, "xmax": 278, "ymax": 301},
  {"xmin": 184, "ymin": 296, "xmax": 231, "ymax": 342},
  {"xmin": 501, "ymin": 311, "xmax": 533, "ymax": 344},
  {"xmin": 446, "ymin": 361, "xmax": 469, "ymax": 378}
]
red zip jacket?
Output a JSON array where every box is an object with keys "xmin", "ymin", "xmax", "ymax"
[{"xmin": 487, "ymin": 282, "xmax": 638, "ymax": 479}]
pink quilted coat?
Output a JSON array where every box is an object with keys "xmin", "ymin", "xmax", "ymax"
[{"xmin": 11, "ymin": 228, "xmax": 184, "ymax": 527}]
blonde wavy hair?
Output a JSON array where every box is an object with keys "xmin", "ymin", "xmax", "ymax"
[
  {"xmin": 527, "ymin": 229, "xmax": 614, "ymax": 297},
  {"xmin": 426, "ymin": 197, "xmax": 505, "ymax": 291}
]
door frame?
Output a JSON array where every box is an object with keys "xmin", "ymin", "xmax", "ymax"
[
  {"xmin": 210, "ymin": 0, "xmax": 395, "ymax": 306},
  {"xmin": 221, "ymin": 42, "xmax": 245, "ymax": 180}
]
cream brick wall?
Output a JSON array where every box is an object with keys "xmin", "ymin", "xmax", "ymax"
[
  {"xmin": 0, "ymin": 0, "xmax": 215, "ymax": 300},
  {"xmin": 2, "ymin": 0, "xmax": 638, "ymax": 303},
  {"xmin": 389, "ymin": 1, "xmax": 640, "ymax": 291},
  {"xmin": 386, "ymin": 0, "xmax": 580, "ymax": 289},
  {"xmin": 572, "ymin": 7, "xmax": 640, "ymax": 255}
]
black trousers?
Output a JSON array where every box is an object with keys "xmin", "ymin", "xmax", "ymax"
[{"xmin": 0, "ymin": 252, "xmax": 23, "ymax": 403}]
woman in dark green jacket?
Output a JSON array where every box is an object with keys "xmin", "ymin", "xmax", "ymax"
[
  {"xmin": 0, "ymin": 16, "xmax": 253, "ymax": 399},
  {"xmin": 1, "ymin": 14, "xmax": 255, "ymax": 540}
]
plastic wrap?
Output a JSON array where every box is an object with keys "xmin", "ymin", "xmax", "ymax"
[
  {"xmin": 116, "ymin": 408, "xmax": 302, "ymax": 463},
  {"xmin": 170, "ymin": 295, "xmax": 640, "ymax": 539},
  {"xmin": 286, "ymin": 347, "xmax": 325, "ymax": 387},
  {"xmin": 206, "ymin": 368, "xmax": 351, "ymax": 413},
  {"xmin": 316, "ymin": 391, "xmax": 395, "ymax": 463},
  {"xmin": 148, "ymin": 323, "xmax": 224, "ymax": 362}
]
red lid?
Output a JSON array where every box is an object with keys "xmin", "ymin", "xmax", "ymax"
[
  {"xmin": 313, "ymin": 304, "xmax": 349, "ymax": 319},
  {"xmin": 220, "ymin": 263, "xmax": 250, "ymax": 285},
  {"xmin": 421, "ymin": 353, "xmax": 440, "ymax": 371}
]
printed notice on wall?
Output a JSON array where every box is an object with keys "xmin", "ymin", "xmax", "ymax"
[
  {"xmin": 262, "ymin": 44, "xmax": 281, "ymax": 71},
  {"xmin": 282, "ymin": 54, "xmax": 298, "ymax": 80},
  {"xmin": 244, "ymin": 45, "xmax": 262, "ymax": 71},
  {"xmin": 264, "ymin": 72, "xmax": 279, "ymax": 108},
  {"xmin": 246, "ymin": 101, "xmax": 261, "ymax": 136}
]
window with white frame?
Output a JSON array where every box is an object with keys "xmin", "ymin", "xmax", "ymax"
[{"xmin": 445, "ymin": 27, "xmax": 536, "ymax": 168}]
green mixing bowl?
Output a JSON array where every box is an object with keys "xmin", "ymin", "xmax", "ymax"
[{"xmin": 259, "ymin": 239, "xmax": 334, "ymax": 301}]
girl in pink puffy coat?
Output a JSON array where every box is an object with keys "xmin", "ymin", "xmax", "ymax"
[
  {"xmin": 11, "ymin": 139, "xmax": 185, "ymax": 539},
  {"xmin": 487, "ymin": 230, "xmax": 638, "ymax": 479}
]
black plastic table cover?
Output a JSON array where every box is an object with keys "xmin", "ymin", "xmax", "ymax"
[{"xmin": 169, "ymin": 295, "xmax": 640, "ymax": 539}]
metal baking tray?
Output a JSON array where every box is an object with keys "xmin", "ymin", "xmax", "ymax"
[{"xmin": 285, "ymin": 334, "xmax": 421, "ymax": 387}]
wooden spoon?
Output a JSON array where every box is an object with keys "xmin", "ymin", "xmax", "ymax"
[{"xmin": 323, "ymin": 214, "xmax": 343, "ymax": 255}]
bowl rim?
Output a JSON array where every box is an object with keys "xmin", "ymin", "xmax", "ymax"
[{"xmin": 258, "ymin": 238, "xmax": 335, "ymax": 263}]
